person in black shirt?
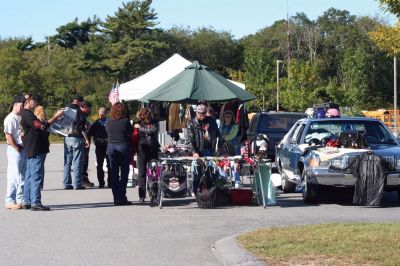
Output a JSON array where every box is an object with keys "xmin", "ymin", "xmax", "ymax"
[
  {"xmin": 105, "ymin": 103, "xmax": 132, "ymax": 205},
  {"xmin": 63, "ymin": 95, "xmax": 90, "ymax": 190},
  {"xmin": 88, "ymin": 107, "xmax": 110, "ymax": 188},
  {"xmin": 135, "ymin": 107, "xmax": 160, "ymax": 203},
  {"xmin": 80, "ymin": 101, "xmax": 95, "ymax": 188},
  {"xmin": 20, "ymin": 94, "xmax": 64, "ymax": 211},
  {"xmin": 186, "ymin": 104, "xmax": 222, "ymax": 194}
]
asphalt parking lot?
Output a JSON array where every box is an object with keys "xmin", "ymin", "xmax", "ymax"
[{"xmin": 1, "ymin": 143, "xmax": 399, "ymax": 266}]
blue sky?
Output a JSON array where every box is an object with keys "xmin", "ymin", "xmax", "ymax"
[{"xmin": 0, "ymin": 0, "xmax": 395, "ymax": 42}]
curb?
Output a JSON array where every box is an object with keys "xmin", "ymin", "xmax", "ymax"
[{"xmin": 211, "ymin": 234, "xmax": 266, "ymax": 266}]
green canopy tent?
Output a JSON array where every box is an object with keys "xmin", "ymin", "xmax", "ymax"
[{"xmin": 139, "ymin": 61, "xmax": 255, "ymax": 103}]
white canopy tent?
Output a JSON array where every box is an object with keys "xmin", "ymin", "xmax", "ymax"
[{"xmin": 119, "ymin": 53, "xmax": 245, "ymax": 101}]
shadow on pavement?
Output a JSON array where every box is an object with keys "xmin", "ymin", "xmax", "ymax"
[{"xmin": 50, "ymin": 202, "xmax": 115, "ymax": 210}]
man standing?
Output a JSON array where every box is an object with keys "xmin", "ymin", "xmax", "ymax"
[
  {"xmin": 186, "ymin": 104, "xmax": 222, "ymax": 194},
  {"xmin": 80, "ymin": 101, "xmax": 95, "ymax": 187},
  {"xmin": 4, "ymin": 96, "xmax": 26, "ymax": 210},
  {"xmin": 88, "ymin": 107, "xmax": 110, "ymax": 188},
  {"xmin": 63, "ymin": 94, "xmax": 90, "ymax": 190},
  {"xmin": 20, "ymin": 94, "xmax": 64, "ymax": 211}
]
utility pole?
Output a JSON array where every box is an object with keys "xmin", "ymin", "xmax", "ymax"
[{"xmin": 276, "ymin": 60, "xmax": 283, "ymax": 111}]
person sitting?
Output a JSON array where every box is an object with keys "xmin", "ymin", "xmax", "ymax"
[{"xmin": 219, "ymin": 110, "xmax": 239, "ymax": 155}]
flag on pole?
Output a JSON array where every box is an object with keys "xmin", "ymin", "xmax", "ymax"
[{"xmin": 108, "ymin": 81, "xmax": 120, "ymax": 105}]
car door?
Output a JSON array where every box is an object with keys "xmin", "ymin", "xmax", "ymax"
[
  {"xmin": 278, "ymin": 121, "xmax": 302, "ymax": 171},
  {"xmin": 281, "ymin": 122, "xmax": 306, "ymax": 174}
]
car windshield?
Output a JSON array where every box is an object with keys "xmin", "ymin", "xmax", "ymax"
[
  {"xmin": 258, "ymin": 114, "xmax": 302, "ymax": 133},
  {"xmin": 304, "ymin": 120, "xmax": 397, "ymax": 145}
]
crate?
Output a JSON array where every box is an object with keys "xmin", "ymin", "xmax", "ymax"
[{"xmin": 230, "ymin": 188, "xmax": 253, "ymax": 205}]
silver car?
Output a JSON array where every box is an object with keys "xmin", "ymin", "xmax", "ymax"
[{"xmin": 275, "ymin": 117, "xmax": 400, "ymax": 203}]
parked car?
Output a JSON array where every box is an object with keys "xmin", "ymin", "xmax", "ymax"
[
  {"xmin": 275, "ymin": 117, "xmax": 400, "ymax": 202},
  {"xmin": 247, "ymin": 112, "xmax": 305, "ymax": 161}
]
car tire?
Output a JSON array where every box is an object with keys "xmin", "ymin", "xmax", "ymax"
[
  {"xmin": 302, "ymin": 171, "xmax": 318, "ymax": 204},
  {"xmin": 281, "ymin": 172, "xmax": 296, "ymax": 193}
]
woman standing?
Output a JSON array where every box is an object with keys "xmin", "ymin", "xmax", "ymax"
[
  {"xmin": 135, "ymin": 107, "xmax": 160, "ymax": 203},
  {"xmin": 34, "ymin": 105, "xmax": 48, "ymax": 190},
  {"xmin": 219, "ymin": 110, "xmax": 239, "ymax": 155},
  {"xmin": 106, "ymin": 103, "xmax": 132, "ymax": 205}
]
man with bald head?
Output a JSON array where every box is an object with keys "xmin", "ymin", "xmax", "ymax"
[{"xmin": 88, "ymin": 107, "xmax": 110, "ymax": 188}]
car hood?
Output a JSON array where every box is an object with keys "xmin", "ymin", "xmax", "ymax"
[{"xmin": 309, "ymin": 144, "xmax": 400, "ymax": 162}]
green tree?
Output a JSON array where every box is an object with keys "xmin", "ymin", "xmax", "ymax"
[
  {"xmin": 101, "ymin": 0, "xmax": 169, "ymax": 81},
  {"xmin": 51, "ymin": 17, "xmax": 100, "ymax": 48},
  {"xmin": 102, "ymin": 0, "xmax": 158, "ymax": 41}
]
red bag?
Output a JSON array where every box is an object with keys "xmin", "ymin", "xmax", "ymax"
[{"xmin": 130, "ymin": 127, "xmax": 140, "ymax": 166}]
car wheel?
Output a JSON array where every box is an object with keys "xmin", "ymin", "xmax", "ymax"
[
  {"xmin": 281, "ymin": 172, "xmax": 296, "ymax": 193},
  {"xmin": 302, "ymin": 171, "xmax": 318, "ymax": 204}
]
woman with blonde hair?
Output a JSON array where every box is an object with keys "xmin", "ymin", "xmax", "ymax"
[
  {"xmin": 134, "ymin": 107, "xmax": 160, "ymax": 203},
  {"xmin": 34, "ymin": 105, "xmax": 49, "ymax": 190}
]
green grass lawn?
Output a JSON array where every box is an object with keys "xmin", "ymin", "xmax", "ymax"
[{"xmin": 238, "ymin": 223, "xmax": 400, "ymax": 265}]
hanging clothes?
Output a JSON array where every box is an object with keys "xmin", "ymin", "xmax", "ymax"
[
  {"xmin": 168, "ymin": 103, "xmax": 187, "ymax": 130},
  {"xmin": 330, "ymin": 151, "xmax": 386, "ymax": 206}
]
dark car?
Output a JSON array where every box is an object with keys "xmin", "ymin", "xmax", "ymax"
[
  {"xmin": 247, "ymin": 112, "xmax": 305, "ymax": 161},
  {"xmin": 275, "ymin": 117, "xmax": 400, "ymax": 202}
]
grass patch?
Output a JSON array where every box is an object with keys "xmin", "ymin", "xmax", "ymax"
[{"xmin": 238, "ymin": 223, "xmax": 400, "ymax": 265}]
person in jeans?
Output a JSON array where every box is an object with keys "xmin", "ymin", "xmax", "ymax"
[
  {"xmin": 88, "ymin": 107, "xmax": 110, "ymax": 188},
  {"xmin": 20, "ymin": 94, "xmax": 64, "ymax": 211},
  {"xmin": 63, "ymin": 95, "xmax": 90, "ymax": 190},
  {"xmin": 4, "ymin": 96, "xmax": 26, "ymax": 210},
  {"xmin": 79, "ymin": 101, "xmax": 95, "ymax": 188},
  {"xmin": 34, "ymin": 105, "xmax": 49, "ymax": 190},
  {"xmin": 105, "ymin": 103, "xmax": 132, "ymax": 205}
]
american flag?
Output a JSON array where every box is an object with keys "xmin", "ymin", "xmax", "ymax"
[{"xmin": 108, "ymin": 82, "xmax": 120, "ymax": 105}]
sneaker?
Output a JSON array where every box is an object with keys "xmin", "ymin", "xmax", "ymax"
[
  {"xmin": 82, "ymin": 181, "xmax": 94, "ymax": 188},
  {"xmin": 64, "ymin": 185, "xmax": 73, "ymax": 190},
  {"xmin": 5, "ymin": 203, "xmax": 21, "ymax": 210},
  {"xmin": 31, "ymin": 205, "xmax": 51, "ymax": 211},
  {"xmin": 74, "ymin": 185, "xmax": 86, "ymax": 190},
  {"xmin": 23, "ymin": 204, "xmax": 31, "ymax": 209}
]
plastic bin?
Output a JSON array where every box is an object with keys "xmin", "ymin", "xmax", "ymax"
[{"xmin": 230, "ymin": 188, "xmax": 252, "ymax": 205}]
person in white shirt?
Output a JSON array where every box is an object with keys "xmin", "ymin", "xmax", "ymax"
[{"xmin": 3, "ymin": 96, "xmax": 26, "ymax": 210}]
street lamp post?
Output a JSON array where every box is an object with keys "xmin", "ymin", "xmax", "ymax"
[
  {"xmin": 276, "ymin": 60, "xmax": 283, "ymax": 111},
  {"xmin": 395, "ymin": 56, "xmax": 398, "ymax": 134}
]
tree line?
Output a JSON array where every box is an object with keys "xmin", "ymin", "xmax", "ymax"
[{"xmin": 0, "ymin": 0, "xmax": 396, "ymax": 129}]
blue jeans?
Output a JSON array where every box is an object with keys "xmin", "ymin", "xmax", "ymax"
[
  {"xmin": 107, "ymin": 143, "xmax": 130, "ymax": 203},
  {"xmin": 6, "ymin": 146, "xmax": 26, "ymax": 204},
  {"xmin": 24, "ymin": 153, "xmax": 46, "ymax": 206},
  {"xmin": 63, "ymin": 136, "xmax": 84, "ymax": 188}
]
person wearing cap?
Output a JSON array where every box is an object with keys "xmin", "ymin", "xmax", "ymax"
[
  {"xmin": 88, "ymin": 107, "xmax": 110, "ymax": 188},
  {"xmin": 63, "ymin": 94, "xmax": 90, "ymax": 190},
  {"xmin": 20, "ymin": 94, "xmax": 64, "ymax": 211},
  {"xmin": 186, "ymin": 104, "xmax": 222, "ymax": 194},
  {"xmin": 3, "ymin": 96, "xmax": 26, "ymax": 210},
  {"xmin": 79, "ymin": 101, "xmax": 95, "ymax": 188}
]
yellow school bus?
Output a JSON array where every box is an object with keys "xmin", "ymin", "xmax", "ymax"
[{"xmin": 361, "ymin": 109, "xmax": 400, "ymax": 129}]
